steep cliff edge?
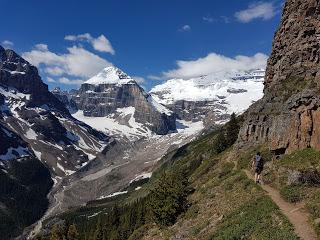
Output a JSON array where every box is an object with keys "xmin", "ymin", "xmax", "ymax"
[{"xmin": 237, "ymin": 0, "xmax": 320, "ymax": 154}]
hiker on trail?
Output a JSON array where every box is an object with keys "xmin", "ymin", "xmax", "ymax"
[{"xmin": 252, "ymin": 152, "xmax": 264, "ymax": 184}]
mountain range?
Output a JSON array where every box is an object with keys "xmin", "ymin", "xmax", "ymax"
[
  {"xmin": 25, "ymin": 0, "xmax": 320, "ymax": 239},
  {"xmin": 0, "ymin": 42, "xmax": 267, "ymax": 239},
  {"xmin": 0, "ymin": 43, "xmax": 267, "ymax": 239}
]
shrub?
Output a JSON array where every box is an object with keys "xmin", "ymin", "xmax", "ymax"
[{"xmin": 280, "ymin": 186, "xmax": 303, "ymax": 203}]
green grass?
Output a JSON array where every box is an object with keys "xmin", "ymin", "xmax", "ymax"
[
  {"xmin": 253, "ymin": 148, "xmax": 320, "ymax": 238},
  {"xmin": 307, "ymin": 192, "xmax": 320, "ymax": 236},
  {"xmin": 277, "ymin": 148, "xmax": 320, "ymax": 170},
  {"xmin": 218, "ymin": 162, "xmax": 235, "ymax": 180},
  {"xmin": 40, "ymin": 123, "xmax": 304, "ymax": 240},
  {"xmin": 127, "ymin": 225, "xmax": 150, "ymax": 240},
  {"xmin": 210, "ymin": 196, "xmax": 299, "ymax": 240},
  {"xmin": 280, "ymin": 185, "xmax": 304, "ymax": 203}
]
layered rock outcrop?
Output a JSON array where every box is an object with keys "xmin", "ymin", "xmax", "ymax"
[
  {"xmin": 73, "ymin": 67, "xmax": 176, "ymax": 135},
  {"xmin": 265, "ymin": 0, "xmax": 320, "ymax": 93},
  {"xmin": 237, "ymin": 0, "xmax": 320, "ymax": 154}
]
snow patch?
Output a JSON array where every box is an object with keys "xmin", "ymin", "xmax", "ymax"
[
  {"xmin": 25, "ymin": 128, "xmax": 38, "ymax": 140},
  {"xmin": 98, "ymin": 191, "xmax": 128, "ymax": 200},
  {"xmin": 72, "ymin": 109, "xmax": 152, "ymax": 140},
  {"xmin": 85, "ymin": 66, "xmax": 135, "ymax": 85},
  {"xmin": 150, "ymin": 69, "xmax": 265, "ymax": 114},
  {"xmin": 33, "ymin": 150, "xmax": 42, "ymax": 161},
  {"xmin": 130, "ymin": 172, "xmax": 152, "ymax": 184},
  {"xmin": 147, "ymin": 95, "xmax": 173, "ymax": 115},
  {"xmin": 87, "ymin": 211, "xmax": 102, "ymax": 219},
  {"xmin": 57, "ymin": 162, "xmax": 76, "ymax": 176}
]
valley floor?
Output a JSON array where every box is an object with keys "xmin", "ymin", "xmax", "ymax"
[{"xmin": 27, "ymin": 119, "xmax": 205, "ymax": 238}]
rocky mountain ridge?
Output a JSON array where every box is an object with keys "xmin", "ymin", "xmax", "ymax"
[
  {"xmin": 0, "ymin": 45, "xmax": 116, "ymax": 238},
  {"xmin": 0, "ymin": 46, "xmax": 112, "ymax": 177},
  {"xmin": 237, "ymin": 0, "xmax": 320, "ymax": 154},
  {"xmin": 71, "ymin": 66, "xmax": 176, "ymax": 136},
  {"xmin": 58, "ymin": 68, "xmax": 265, "ymax": 137}
]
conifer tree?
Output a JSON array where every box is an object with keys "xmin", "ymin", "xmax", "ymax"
[
  {"xmin": 67, "ymin": 224, "xmax": 79, "ymax": 240},
  {"xmin": 93, "ymin": 218, "xmax": 104, "ymax": 240},
  {"xmin": 213, "ymin": 130, "xmax": 228, "ymax": 153},
  {"xmin": 148, "ymin": 170, "xmax": 189, "ymax": 226},
  {"xmin": 50, "ymin": 224, "xmax": 67, "ymax": 240},
  {"xmin": 225, "ymin": 112, "xmax": 239, "ymax": 146}
]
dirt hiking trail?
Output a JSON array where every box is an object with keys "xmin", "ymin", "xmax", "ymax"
[{"xmin": 244, "ymin": 170, "xmax": 318, "ymax": 240}]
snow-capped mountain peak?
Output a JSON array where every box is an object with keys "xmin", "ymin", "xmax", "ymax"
[
  {"xmin": 150, "ymin": 69, "xmax": 265, "ymax": 126},
  {"xmin": 85, "ymin": 66, "xmax": 135, "ymax": 85},
  {"xmin": 150, "ymin": 69, "xmax": 265, "ymax": 107}
]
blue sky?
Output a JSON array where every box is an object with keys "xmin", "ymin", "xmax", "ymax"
[{"xmin": 0, "ymin": 0, "xmax": 283, "ymax": 90}]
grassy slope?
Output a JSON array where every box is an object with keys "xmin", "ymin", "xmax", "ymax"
[
  {"xmin": 257, "ymin": 148, "xmax": 320, "ymax": 237},
  {"xmin": 141, "ymin": 146, "xmax": 298, "ymax": 240},
  {"xmin": 42, "ymin": 128, "xmax": 304, "ymax": 240}
]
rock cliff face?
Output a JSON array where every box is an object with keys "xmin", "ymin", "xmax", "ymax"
[
  {"xmin": 0, "ymin": 45, "xmax": 115, "ymax": 238},
  {"xmin": 0, "ymin": 46, "xmax": 67, "ymax": 112},
  {"xmin": 0, "ymin": 46, "xmax": 111, "ymax": 177},
  {"xmin": 51, "ymin": 87, "xmax": 78, "ymax": 113},
  {"xmin": 237, "ymin": 0, "xmax": 320, "ymax": 154},
  {"xmin": 72, "ymin": 67, "xmax": 176, "ymax": 135},
  {"xmin": 264, "ymin": 0, "xmax": 320, "ymax": 93}
]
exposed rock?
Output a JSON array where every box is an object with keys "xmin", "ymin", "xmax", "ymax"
[
  {"xmin": 227, "ymin": 88, "xmax": 248, "ymax": 94},
  {"xmin": 164, "ymin": 99, "xmax": 229, "ymax": 125},
  {"xmin": 73, "ymin": 67, "xmax": 176, "ymax": 135},
  {"xmin": 0, "ymin": 45, "xmax": 114, "ymax": 238},
  {"xmin": 265, "ymin": 0, "xmax": 320, "ymax": 93},
  {"xmin": 287, "ymin": 169, "xmax": 303, "ymax": 185},
  {"xmin": 150, "ymin": 69, "xmax": 265, "ymax": 129},
  {"xmin": 0, "ymin": 46, "xmax": 111, "ymax": 177},
  {"xmin": 237, "ymin": 0, "xmax": 320, "ymax": 154},
  {"xmin": 0, "ymin": 46, "xmax": 67, "ymax": 112},
  {"xmin": 51, "ymin": 87, "xmax": 78, "ymax": 113}
]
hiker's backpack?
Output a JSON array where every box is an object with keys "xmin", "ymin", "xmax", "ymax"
[{"xmin": 255, "ymin": 155, "xmax": 263, "ymax": 168}]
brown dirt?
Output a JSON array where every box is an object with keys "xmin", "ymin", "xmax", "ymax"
[{"xmin": 244, "ymin": 170, "xmax": 318, "ymax": 240}]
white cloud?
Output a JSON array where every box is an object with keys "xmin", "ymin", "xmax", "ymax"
[
  {"xmin": 22, "ymin": 44, "xmax": 112, "ymax": 81},
  {"xmin": 179, "ymin": 25, "xmax": 191, "ymax": 32},
  {"xmin": 161, "ymin": 52, "xmax": 268, "ymax": 79},
  {"xmin": 58, "ymin": 77, "xmax": 85, "ymax": 85},
  {"xmin": 46, "ymin": 77, "xmax": 56, "ymax": 83},
  {"xmin": 92, "ymin": 35, "xmax": 115, "ymax": 54},
  {"xmin": 64, "ymin": 33, "xmax": 115, "ymax": 54},
  {"xmin": 221, "ymin": 16, "xmax": 231, "ymax": 24},
  {"xmin": 45, "ymin": 66, "xmax": 65, "ymax": 76},
  {"xmin": 35, "ymin": 43, "xmax": 48, "ymax": 51},
  {"xmin": 64, "ymin": 33, "xmax": 91, "ymax": 41},
  {"xmin": 203, "ymin": 16, "xmax": 231, "ymax": 24},
  {"xmin": 132, "ymin": 76, "xmax": 145, "ymax": 84},
  {"xmin": 235, "ymin": 2, "xmax": 276, "ymax": 23},
  {"xmin": 1, "ymin": 40, "xmax": 14, "ymax": 48},
  {"xmin": 203, "ymin": 16, "xmax": 215, "ymax": 23},
  {"xmin": 148, "ymin": 75, "xmax": 163, "ymax": 81}
]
